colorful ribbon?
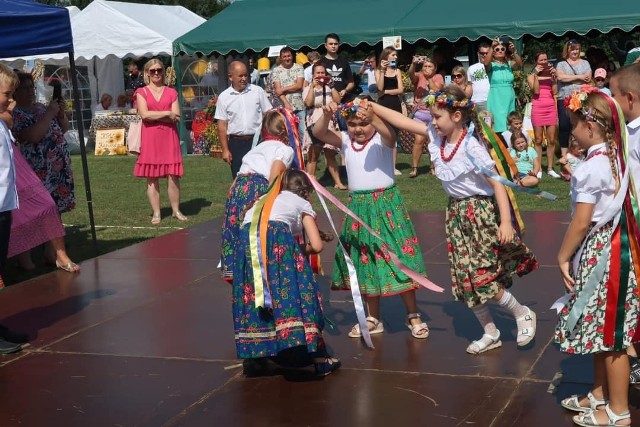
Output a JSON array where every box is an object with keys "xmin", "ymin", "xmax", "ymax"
[{"xmin": 276, "ymin": 107, "xmax": 305, "ymax": 171}]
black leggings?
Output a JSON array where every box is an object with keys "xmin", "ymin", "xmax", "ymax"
[
  {"xmin": 557, "ymin": 99, "xmax": 571, "ymax": 149},
  {"xmin": 0, "ymin": 210, "xmax": 12, "ymax": 276}
]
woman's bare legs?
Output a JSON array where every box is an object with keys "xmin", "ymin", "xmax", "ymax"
[
  {"xmin": 545, "ymin": 125, "xmax": 558, "ymax": 172},
  {"xmin": 533, "ymin": 126, "xmax": 544, "ymax": 168},
  {"xmin": 168, "ymin": 175, "xmax": 187, "ymax": 220},
  {"xmin": 15, "ymin": 250, "xmax": 35, "ymax": 270},
  {"xmin": 412, "ymin": 134, "xmax": 427, "ymax": 173},
  {"xmin": 146, "ymin": 178, "xmax": 161, "ymax": 216},
  {"xmin": 325, "ymin": 149, "xmax": 346, "ymax": 189},
  {"xmin": 51, "ymin": 236, "xmax": 79, "ymax": 271},
  {"xmin": 306, "ymin": 144, "xmax": 321, "ymax": 177}
]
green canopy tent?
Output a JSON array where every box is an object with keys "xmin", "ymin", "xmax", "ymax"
[{"xmin": 172, "ymin": 0, "xmax": 640, "ymax": 146}]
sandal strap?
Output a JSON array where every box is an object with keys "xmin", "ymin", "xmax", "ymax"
[
  {"xmin": 603, "ymin": 403, "xmax": 630, "ymax": 424},
  {"xmin": 406, "ymin": 313, "xmax": 421, "ymax": 321},
  {"xmin": 587, "ymin": 392, "xmax": 608, "ymax": 409},
  {"xmin": 365, "ymin": 316, "xmax": 380, "ymax": 326}
]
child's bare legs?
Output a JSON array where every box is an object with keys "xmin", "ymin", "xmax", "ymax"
[
  {"xmin": 575, "ymin": 352, "xmax": 631, "ymax": 425},
  {"xmin": 518, "ymin": 175, "xmax": 539, "ymax": 188},
  {"xmin": 325, "ymin": 149, "xmax": 346, "ymax": 189},
  {"xmin": 366, "ymin": 295, "xmax": 381, "ymax": 320},
  {"xmin": 400, "ymin": 290, "xmax": 429, "ymax": 337},
  {"xmin": 306, "ymin": 144, "xmax": 321, "ymax": 177}
]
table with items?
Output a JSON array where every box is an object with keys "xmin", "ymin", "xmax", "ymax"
[{"xmin": 88, "ymin": 112, "xmax": 141, "ymax": 146}]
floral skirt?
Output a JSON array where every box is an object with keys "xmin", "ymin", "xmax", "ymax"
[
  {"xmin": 233, "ymin": 221, "xmax": 325, "ymax": 359},
  {"xmin": 331, "ymin": 185, "xmax": 425, "ymax": 296},
  {"xmin": 446, "ymin": 196, "xmax": 538, "ymax": 308},
  {"xmin": 220, "ymin": 174, "xmax": 269, "ymax": 280},
  {"xmin": 555, "ymin": 223, "xmax": 639, "ymax": 354}
]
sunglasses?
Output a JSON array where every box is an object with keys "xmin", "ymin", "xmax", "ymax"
[
  {"xmin": 494, "ymin": 47, "xmax": 506, "ymax": 52},
  {"xmin": 478, "ymin": 51, "xmax": 489, "ymax": 56},
  {"xmin": 149, "ymin": 68, "xmax": 163, "ymax": 75},
  {"xmin": 452, "ymin": 74, "xmax": 463, "ymax": 79},
  {"xmin": 595, "ymin": 77, "xmax": 605, "ymax": 82}
]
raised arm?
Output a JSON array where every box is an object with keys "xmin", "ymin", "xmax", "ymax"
[{"xmin": 311, "ymin": 104, "xmax": 342, "ymax": 148}]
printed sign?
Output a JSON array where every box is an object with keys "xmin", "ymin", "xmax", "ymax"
[
  {"xmin": 95, "ymin": 128, "xmax": 127, "ymax": 155},
  {"xmin": 267, "ymin": 45, "xmax": 287, "ymax": 57},
  {"xmin": 382, "ymin": 36, "xmax": 402, "ymax": 50}
]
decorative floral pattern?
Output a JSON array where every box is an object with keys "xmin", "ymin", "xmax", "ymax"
[
  {"xmin": 12, "ymin": 105, "xmax": 75, "ymax": 213},
  {"xmin": 220, "ymin": 174, "xmax": 269, "ymax": 281},
  {"xmin": 232, "ymin": 221, "xmax": 325, "ymax": 358},
  {"xmin": 445, "ymin": 196, "xmax": 538, "ymax": 308},
  {"xmin": 555, "ymin": 223, "xmax": 639, "ymax": 353},
  {"xmin": 331, "ymin": 185, "xmax": 426, "ymax": 296}
]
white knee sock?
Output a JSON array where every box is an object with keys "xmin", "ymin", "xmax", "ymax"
[
  {"xmin": 471, "ymin": 304, "xmax": 498, "ymax": 337},
  {"xmin": 496, "ymin": 290, "xmax": 528, "ymax": 319}
]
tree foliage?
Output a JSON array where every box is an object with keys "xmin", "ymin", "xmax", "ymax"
[{"xmin": 36, "ymin": 0, "xmax": 229, "ymax": 19}]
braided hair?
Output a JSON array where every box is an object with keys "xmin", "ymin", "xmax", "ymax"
[{"xmin": 281, "ymin": 169, "xmax": 313, "ymax": 200}]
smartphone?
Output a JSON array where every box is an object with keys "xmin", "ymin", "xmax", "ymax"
[
  {"xmin": 52, "ymin": 83, "xmax": 62, "ymax": 101},
  {"xmin": 389, "ymin": 60, "xmax": 397, "ymax": 69},
  {"xmin": 445, "ymin": 75, "xmax": 452, "ymax": 85},
  {"xmin": 499, "ymin": 36, "xmax": 511, "ymax": 46}
]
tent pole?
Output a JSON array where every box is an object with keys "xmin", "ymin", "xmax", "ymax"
[{"xmin": 68, "ymin": 53, "xmax": 98, "ymax": 255}]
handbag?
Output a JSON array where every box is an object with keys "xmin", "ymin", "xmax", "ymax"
[{"xmin": 127, "ymin": 119, "xmax": 142, "ymax": 155}]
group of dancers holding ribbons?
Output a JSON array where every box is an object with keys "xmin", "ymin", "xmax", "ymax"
[{"xmin": 220, "ymin": 62, "xmax": 640, "ymax": 427}]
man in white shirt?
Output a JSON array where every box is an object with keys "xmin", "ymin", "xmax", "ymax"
[
  {"xmin": 358, "ymin": 53, "xmax": 378, "ymax": 99},
  {"xmin": 468, "ymin": 43, "xmax": 491, "ymax": 112},
  {"xmin": 215, "ymin": 61, "xmax": 272, "ymax": 177},
  {"xmin": 610, "ymin": 63, "xmax": 640, "ymax": 186}
]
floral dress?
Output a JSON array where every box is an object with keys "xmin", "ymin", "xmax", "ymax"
[{"xmin": 12, "ymin": 104, "xmax": 75, "ymax": 213}]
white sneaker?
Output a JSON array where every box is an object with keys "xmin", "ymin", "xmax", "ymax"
[
  {"xmin": 536, "ymin": 171, "xmax": 542, "ymax": 179},
  {"xmin": 394, "ymin": 168, "xmax": 402, "ymax": 176},
  {"xmin": 547, "ymin": 170, "xmax": 561, "ymax": 179}
]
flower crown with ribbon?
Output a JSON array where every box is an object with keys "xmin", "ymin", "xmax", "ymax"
[
  {"xmin": 564, "ymin": 85, "xmax": 607, "ymax": 127},
  {"xmin": 423, "ymin": 90, "xmax": 475, "ymax": 109},
  {"xmin": 339, "ymin": 97, "xmax": 369, "ymax": 118}
]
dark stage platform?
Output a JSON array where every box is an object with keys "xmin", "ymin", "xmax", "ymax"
[{"xmin": 1, "ymin": 211, "xmax": 638, "ymax": 426}]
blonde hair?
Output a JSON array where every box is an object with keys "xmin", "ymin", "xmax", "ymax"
[
  {"xmin": 451, "ymin": 65, "xmax": 468, "ymax": 85},
  {"xmin": 562, "ymin": 40, "xmax": 581, "ymax": 60},
  {"xmin": 571, "ymin": 91, "xmax": 619, "ymax": 192},
  {"xmin": 0, "ymin": 64, "xmax": 19, "ymax": 91},
  {"xmin": 143, "ymin": 58, "xmax": 165, "ymax": 85},
  {"xmin": 610, "ymin": 63, "xmax": 640, "ymax": 98}
]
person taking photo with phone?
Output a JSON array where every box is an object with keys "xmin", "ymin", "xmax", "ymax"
[{"xmin": 376, "ymin": 46, "xmax": 404, "ymax": 176}]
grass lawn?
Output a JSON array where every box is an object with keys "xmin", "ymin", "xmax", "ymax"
[{"xmin": 3, "ymin": 151, "xmax": 570, "ymax": 285}]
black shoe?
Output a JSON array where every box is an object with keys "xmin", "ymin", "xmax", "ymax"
[
  {"xmin": 0, "ymin": 338, "xmax": 22, "ymax": 355},
  {"xmin": 314, "ymin": 357, "xmax": 341, "ymax": 377},
  {"xmin": 0, "ymin": 325, "xmax": 29, "ymax": 344},
  {"xmin": 242, "ymin": 358, "xmax": 269, "ymax": 377}
]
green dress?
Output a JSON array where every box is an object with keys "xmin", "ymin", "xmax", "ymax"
[{"xmin": 486, "ymin": 61, "xmax": 515, "ymax": 133}]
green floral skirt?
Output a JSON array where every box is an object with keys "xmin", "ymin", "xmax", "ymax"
[{"xmin": 331, "ymin": 185, "xmax": 426, "ymax": 296}]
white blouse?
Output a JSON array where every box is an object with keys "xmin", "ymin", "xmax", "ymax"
[
  {"xmin": 427, "ymin": 126, "xmax": 495, "ymax": 198},
  {"xmin": 570, "ymin": 143, "xmax": 617, "ymax": 222},
  {"xmin": 243, "ymin": 191, "xmax": 316, "ymax": 235},
  {"xmin": 238, "ymin": 140, "xmax": 294, "ymax": 178},
  {"xmin": 341, "ymin": 131, "xmax": 394, "ymax": 191}
]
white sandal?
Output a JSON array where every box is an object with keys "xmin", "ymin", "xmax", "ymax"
[
  {"xmin": 516, "ymin": 307, "xmax": 536, "ymax": 347},
  {"xmin": 466, "ymin": 331, "xmax": 502, "ymax": 355},
  {"xmin": 348, "ymin": 316, "xmax": 384, "ymax": 338},
  {"xmin": 572, "ymin": 403, "xmax": 631, "ymax": 426},
  {"xmin": 405, "ymin": 313, "xmax": 429, "ymax": 339},
  {"xmin": 561, "ymin": 391, "xmax": 608, "ymax": 413}
]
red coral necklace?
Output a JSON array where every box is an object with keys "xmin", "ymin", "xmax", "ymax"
[
  {"xmin": 350, "ymin": 132, "xmax": 376, "ymax": 152},
  {"xmin": 440, "ymin": 129, "xmax": 467, "ymax": 162}
]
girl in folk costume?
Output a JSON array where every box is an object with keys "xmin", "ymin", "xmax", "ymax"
[
  {"xmin": 313, "ymin": 98, "xmax": 430, "ymax": 340},
  {"xmin": 220, "ymin": 110, "xmax": 299, "ymax": 282},
  {"xmin": 233, "ymin": 169, "xmax": 340, "ymax": 377},
  {"xmin": 556, "ymin": 87, "xmax": 638, "ymax": 427},
  {"xmin": 365, "ymin": 85, "xmax": 539, "ymax": 354}
]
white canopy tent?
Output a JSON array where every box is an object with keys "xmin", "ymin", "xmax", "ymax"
[{"xmin": 3, "ymin": 0, "xmax": 205, "ymax": 126}]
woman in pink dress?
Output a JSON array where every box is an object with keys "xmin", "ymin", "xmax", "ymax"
[
  {"xmin": 134, "ymin": 59, "xmax": 186, "ymax": 225},
  {"xmin": 527, "ymin": 51, "xmax": 558, "ymax": 174}
]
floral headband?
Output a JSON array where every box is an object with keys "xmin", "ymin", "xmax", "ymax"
[
  {"xmin": 564, "ymin": 85, "xmax": 606, "ymax": 127},
  {"xmin": 339, "ymin": 97, "xmax": 369, "ymax": 118},
  {"xmin": 423, "ymin": 90, "xmax": 475, "ymax": 109}
]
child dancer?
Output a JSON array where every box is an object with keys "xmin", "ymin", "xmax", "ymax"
[
  {"xmin": 313, "ymin": 98, "xmax": 430, "ymax": 339},
  {"xmin": 220, "ymin": 110, "xmax": 295, "ymax": 282},
  {"xmin": 509, "ymin": 131, "xmax": 540, "ymax": 188},
  {"xmin": 233, "ymin": 169, "xmax": 340, "ymax": 377},
  {"xmin": 555, "ymin": 87, "xmax": 637, "ymax": 427},
  {"xmin": 366, "ymin": 85, "xmax": 538, "ymax": 354},
  {"xmin": 558, "ymin": 138, "xmax": 584, "ymax": 181}
]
